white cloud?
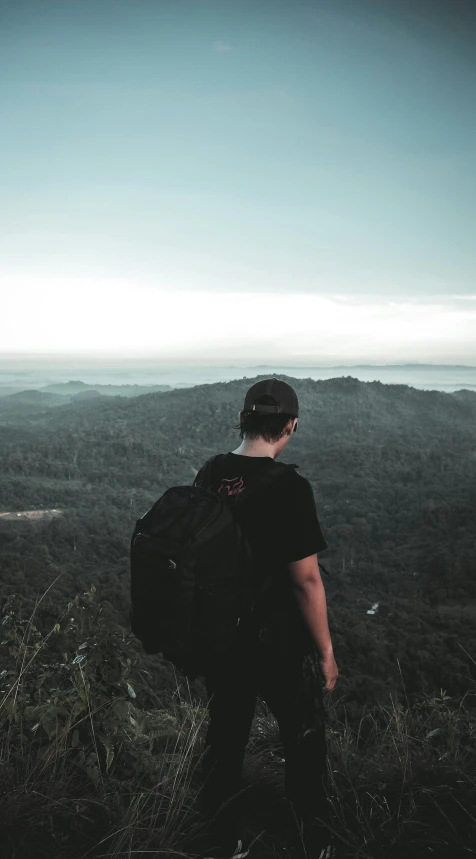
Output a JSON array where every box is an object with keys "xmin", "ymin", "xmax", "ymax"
[
  {"xmin": 212, "ymin": 40, "xmax": 233, "ymax": 53},
  {"xmin": 1, "ymin": 275, "xmax": 475, "ymax": 364}
]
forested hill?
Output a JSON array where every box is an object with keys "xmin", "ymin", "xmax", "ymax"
[
  {"xmin": 1, "ymin": 372, "xmax": 475, "ymax": 480},
  {"xmin": 1, "ymin": 374, "xmax": 475, "ymax": 710}
]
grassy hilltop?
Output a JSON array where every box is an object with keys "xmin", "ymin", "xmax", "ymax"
[{"xmin": 0, "ymin": 375, "xmax": 475, "ymax": 857}]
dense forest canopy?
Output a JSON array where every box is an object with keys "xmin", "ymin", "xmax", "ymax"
[{"xmin": 0, "ymin": 374, "xmax": 475, "ymax": 716}]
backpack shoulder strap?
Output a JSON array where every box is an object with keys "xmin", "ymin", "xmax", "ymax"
[{"xmin": 193, "ymin": 454, "xmax": 226, "ymax": 489}]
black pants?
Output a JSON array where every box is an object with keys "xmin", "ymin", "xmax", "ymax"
[{"xmin": 200, "ymin": 612, "xmax": 329, "ymax": 842}]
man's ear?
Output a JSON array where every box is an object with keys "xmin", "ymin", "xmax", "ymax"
[{"xmin": 293, "ymin": 418, "xmax": 298, "ymax": 433}]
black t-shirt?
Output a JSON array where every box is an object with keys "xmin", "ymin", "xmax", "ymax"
[{"xmin": 194, "ymin": 452, "xmax": 328, "ymax": 632}]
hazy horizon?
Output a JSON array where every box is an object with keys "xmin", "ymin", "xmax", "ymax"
[
  {"xmin": 1, "ymin": 356, "xmax": 475, "ymax": 395},
  {"xmin": 1, "ymin": 354, "xmax": 476, "ymax": 368}
]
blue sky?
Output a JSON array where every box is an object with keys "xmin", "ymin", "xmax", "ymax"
[{"xmin": 1, "ymin": 0, "xmax": 475, "ymax": 362}]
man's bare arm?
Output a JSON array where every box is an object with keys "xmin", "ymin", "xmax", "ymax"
[{"xmin": 288, "ymin": 553, "xmax": 338, "ymax": 691}]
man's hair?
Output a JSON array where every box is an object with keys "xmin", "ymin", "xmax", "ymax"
[{"xmin": 235, "ymin": 395, "xmax": 296, "ymax": 443}]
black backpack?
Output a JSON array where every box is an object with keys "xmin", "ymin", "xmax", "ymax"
[{"xmin": 130, "ymin": 454, "xmax": 298, "ymax": 676}]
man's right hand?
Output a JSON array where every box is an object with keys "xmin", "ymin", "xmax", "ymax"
[{"xmin": 318, "ymin": 650, "xmax": 338, "ymax": 691}]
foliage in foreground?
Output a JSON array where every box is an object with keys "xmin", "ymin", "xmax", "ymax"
[{"xmin": 1, "ymin": 589, "xmax": 475, "ymax": 858}]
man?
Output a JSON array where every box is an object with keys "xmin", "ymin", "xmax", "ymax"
[{"xmin": 194, "ymin": 378, "xmax": 338, "ymax": 859}]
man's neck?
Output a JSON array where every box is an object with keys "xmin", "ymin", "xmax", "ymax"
[{"xmin": 231, "ymin": 440, "xmax": 279, "ymax": 459}]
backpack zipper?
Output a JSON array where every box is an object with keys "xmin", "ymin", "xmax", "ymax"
[{"xmin": 133, "ymin": 532, "xmax": 178, "ymax": 570}]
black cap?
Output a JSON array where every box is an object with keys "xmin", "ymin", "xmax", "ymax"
[{"xmin": 243, "ymin": 378, "xmax": 299, "ymax": 417}]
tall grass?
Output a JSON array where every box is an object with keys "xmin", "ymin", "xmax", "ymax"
[
  {"xmin": 323, "ymin": 687, "xmax": 476, "ymax": 856},
  {"xmin": 1, "ymin": 588, "xmax": 475, "ymax": 858},
  {"xmin": 0, "ymin": 588, "xmax": 209, "ymax": 858}
]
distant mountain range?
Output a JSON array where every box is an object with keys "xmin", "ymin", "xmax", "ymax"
[
  {"xmin": 0, "ymin": 362, "xmax": 475, "ymax": 399},
  {"xmin": 0, "ymin": 380, "xmax": 172, "ymax": 400},
  {"xmin": 249, "ymin": 363, "xmax": 476, "ymax": 370},
  {"xmin": 40, "ymin": 380, "xmax": 172, "ymax": 396}
]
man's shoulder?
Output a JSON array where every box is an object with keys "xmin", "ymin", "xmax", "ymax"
[
  {"xmin": 269, "ymin": 464, "xmax": 314, "ymax": 499},
  {"xmin": 272, "ymin": 460, "xmax": 307, "ymax": 482}
]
